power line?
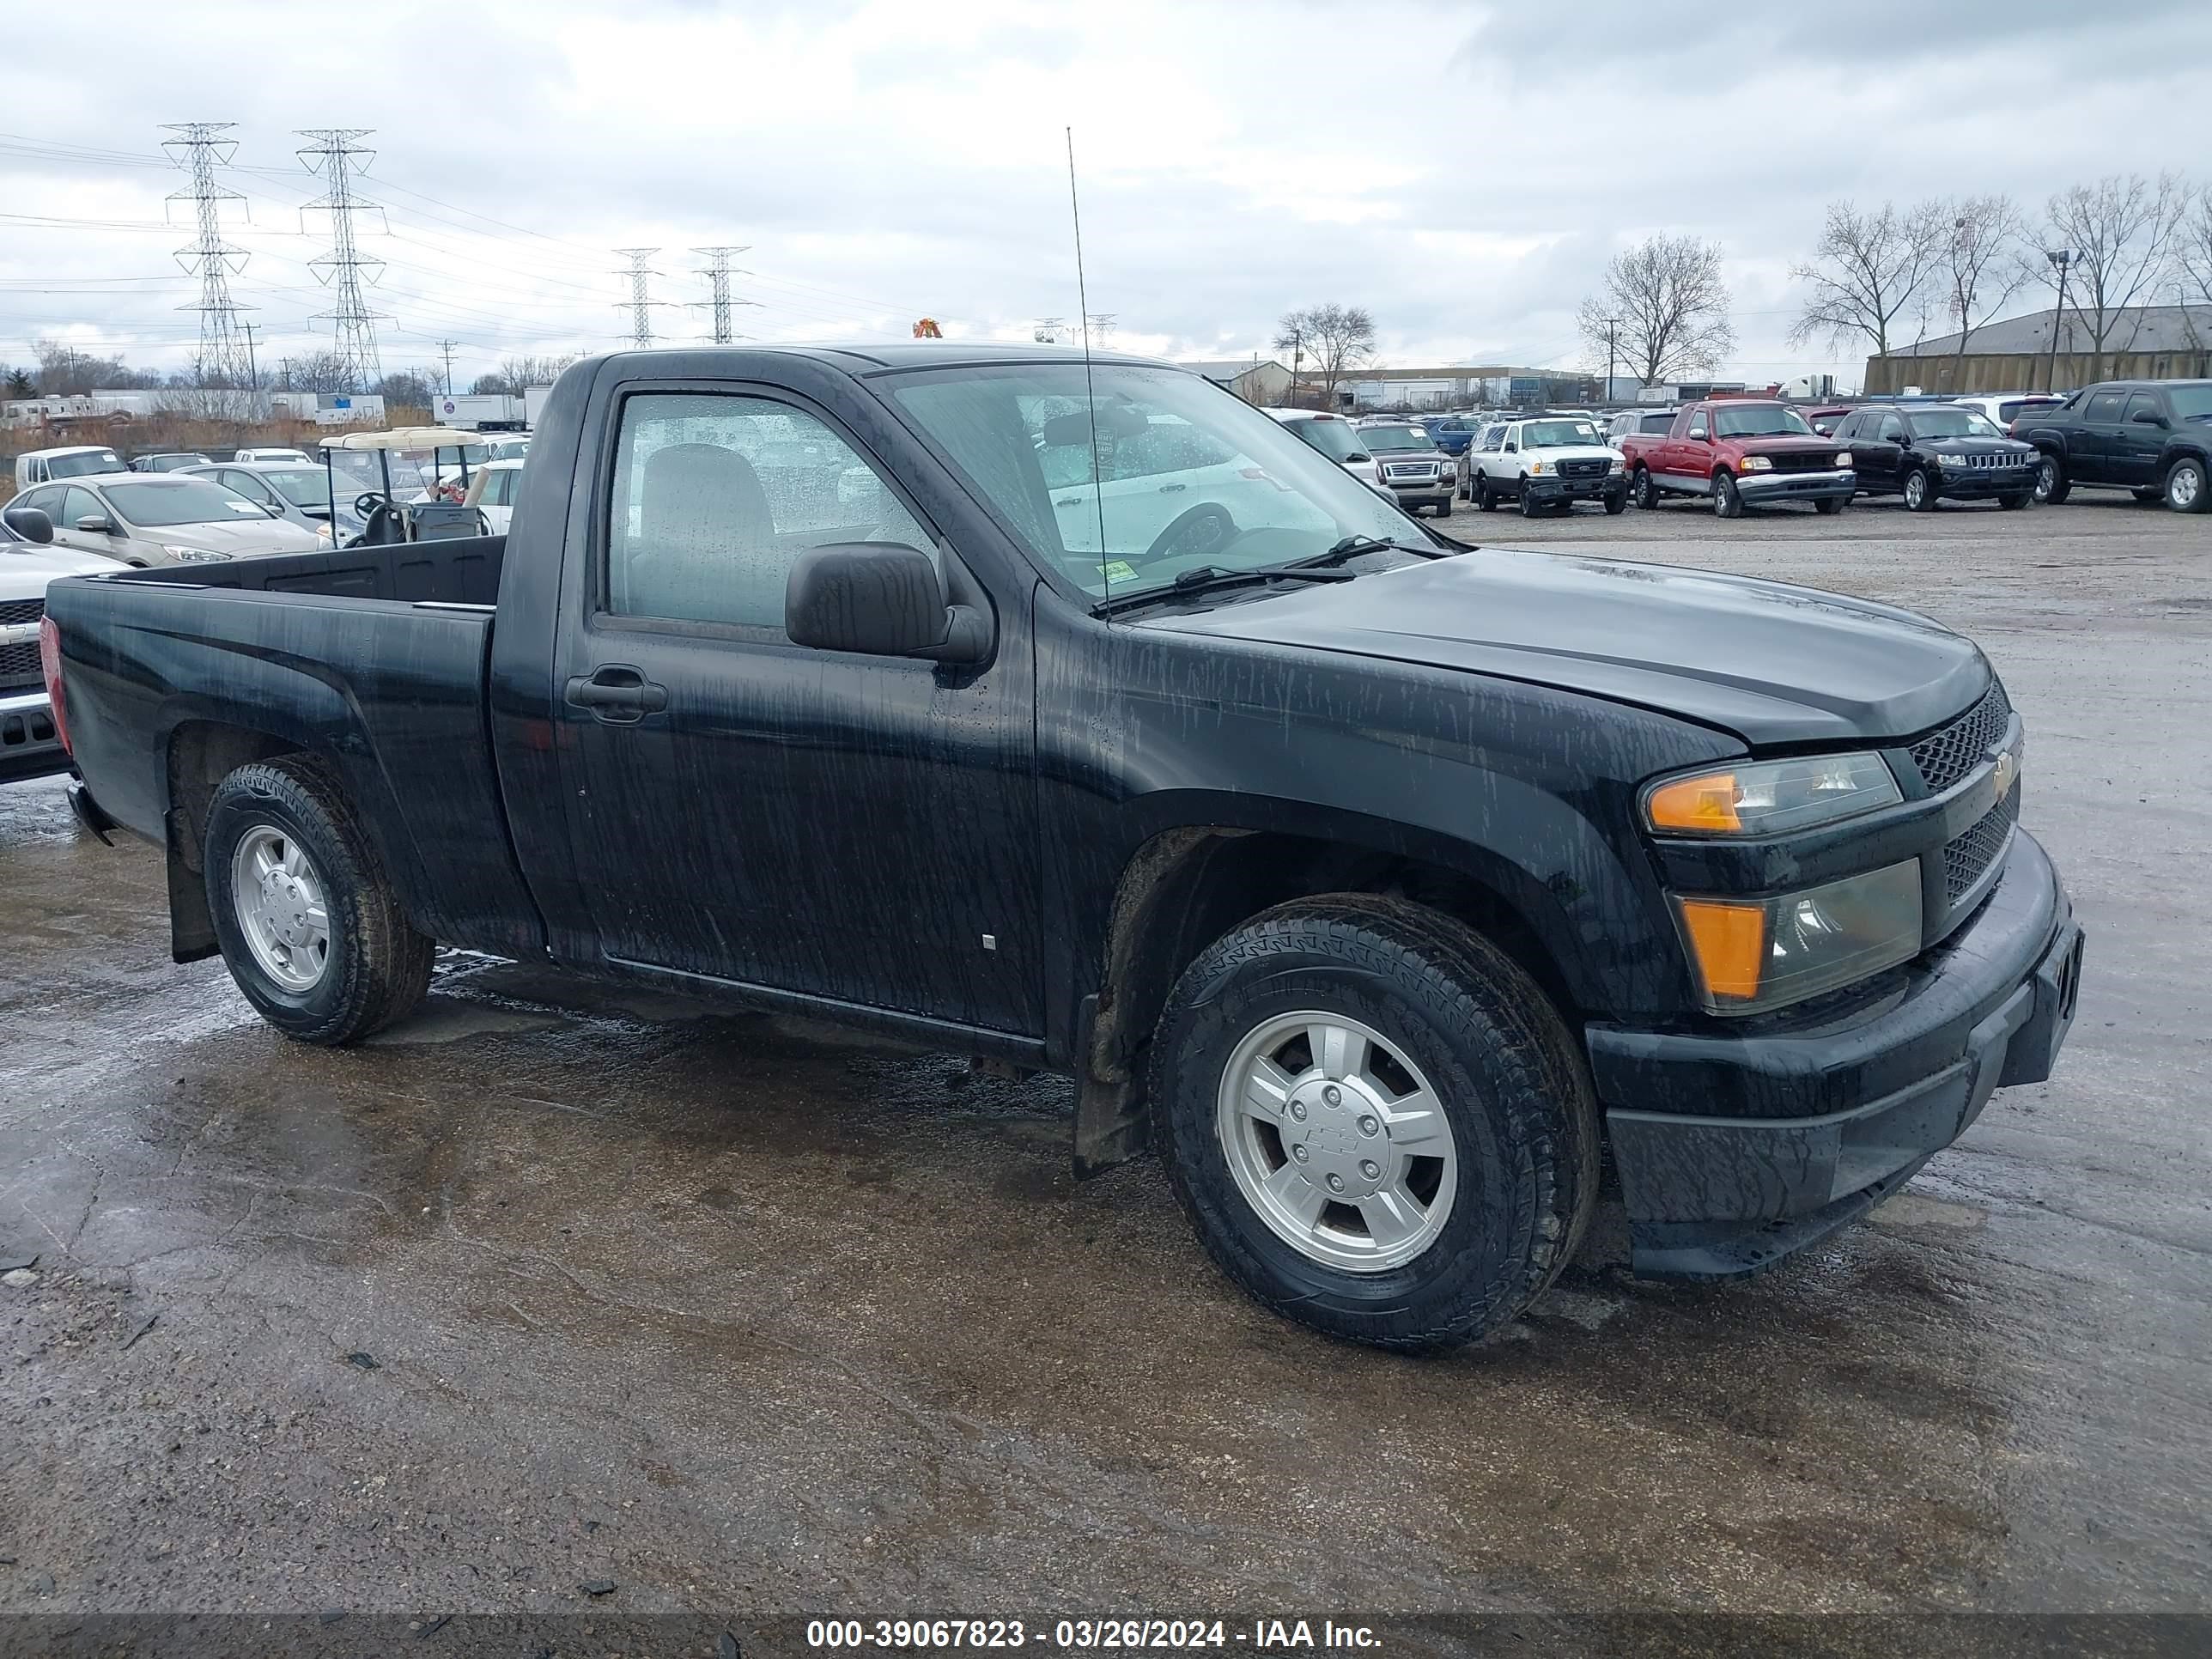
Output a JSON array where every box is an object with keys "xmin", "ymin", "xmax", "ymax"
[
  {"xmin": 296, "ymin": 128, "xmax": 390, "ymax": 388},
  {"xmin": 159, "ymin": 123, "xmax": 255, "ymax": 392},
  {"xmin": 691, "ymin": 246, "xmax": 754, "ymax": 344},
  {"xmin": 614, "ymin": 248, "xmax": 665, "ymax": 348}
]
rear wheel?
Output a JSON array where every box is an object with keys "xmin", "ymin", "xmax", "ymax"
[
  {"xmin": 204, "ymin": 755, "xmax": 434, "ymax": 1045},
  {"xmin": 1633, "ymin": 466, "xmax": 1659, "ymax": 510},
  {"xmin": 1474, "ymin": 476, "xmax": 1496, "ymax": 512},
  {"xmin": 1712, "ymin": 471, "xmax": 1742, "ymax": 519},
  {"xmin": 1903, "ymin": 468, "xmax": 1938, "ymax": 512},
  {"xmin": 2033, "ymin": 454, "xmax": 2069, "ymax": 504},
  {"xmin": 1150, "ymin": 896, "xmax": 1599, "ymax": 1351},
  {"xmin": 2165, "ymin": 456, "xmax": 2208, "ymax": 514}
]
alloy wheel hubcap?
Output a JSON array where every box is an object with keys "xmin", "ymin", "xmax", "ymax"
[
  {"xmin": 231, "ymin": 825, "xmax": 331, "ymax": 991},
  {"xmin": 1216, "ymin": 1012, "xmax": 1457, "ymax": 1273},
  {"xmin": 1906, "ymin": 474, "xmax": 1924, "ymax": 507},
  {"xmin": 2176, "ymin": 468, "xmax": 2201, "ymax": 507}
]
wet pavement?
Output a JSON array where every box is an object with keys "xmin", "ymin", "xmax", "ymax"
[{"xmin": 2, "ymin": 496, "xmax": 2207, "ymax": 1636}]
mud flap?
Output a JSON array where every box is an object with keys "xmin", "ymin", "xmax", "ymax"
[{"xmin": 1072, "ymin": 993, "xmax": 1146, "ymax": 1178}]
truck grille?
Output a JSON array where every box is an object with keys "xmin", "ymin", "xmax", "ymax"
[
  {"xmin": 1769, "ymin": 451, "xmax": 1839, "ymax": 474},
  {"xmin": 0, "ymin": 599, "xmax": 44, "ymax": 627},
  {"xmin": 1944, "ymin": 787, "xmax": 2019, "ymax": 901},
  {"xmin": 1956, "ymin": 452, "xmax": 2031, "ymax": 471},
  {"xmin": 0, "ymin": 640, "xmax": 41, "ymax": 690},
  {"xmin": 1382, "ymin": 461, "xmax": 1440, "ymax": 481},
  {"xmin": 1558, "ymin": 458, "xmax": 1609, "ymax": 479},
  {"xmin": 1910, "ymin": 683, "xmax": 2013, "ymax": 793}
]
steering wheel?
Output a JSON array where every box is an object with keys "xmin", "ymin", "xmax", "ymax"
[
  {"xmin": 353, "ymin": 491, "xmax": 387, "ymax": 519},
  {"xmin": 1140, "ymin": 503, "xmax": 1237, "ymax": 566}
]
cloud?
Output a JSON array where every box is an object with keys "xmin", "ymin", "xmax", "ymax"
[{"xmin": 3, "ymin": 0, "xmax": 2207, "ymax": 392}]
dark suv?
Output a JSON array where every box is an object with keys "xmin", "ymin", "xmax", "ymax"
[
  {"xmin": 1832, "ymin": 404, "xmax": 2039, "ymax": 512},
  {"xmin": 2012, "ymin": 380, "xmax": 2212, "ymax": 513}
]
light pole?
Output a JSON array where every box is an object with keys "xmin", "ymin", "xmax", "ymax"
[
  {"xmin": 1603, "ymin": 316, "xmax": 1621, "ymax": 404},
  {"xmin": 2044, "ymin": 249, "xmax": 2075, "ymax": 394}
]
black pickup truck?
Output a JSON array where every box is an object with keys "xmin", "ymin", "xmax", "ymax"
[
  {"xmin": 42, "ymin": 344, "xmax": 2084, "ymax": 1351},
  {"xmin": 2014, "ymin": 379, "xmax": 2212, "ymax": 512}
]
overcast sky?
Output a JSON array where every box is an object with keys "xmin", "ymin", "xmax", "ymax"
[{"xmin": 5, "ymin": 0, "xmax": 2208, "ymax": 394}]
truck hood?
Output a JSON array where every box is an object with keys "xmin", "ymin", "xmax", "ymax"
[
  {"xmin": 1144, "ymin": 546, "xmax": 1988, "ymax": 748},
  {"xmin": 3, "ymin": 544, "xmax": 123, "ymax": 587},
  {"xmin": 1520, "ymin": 445, "xmax": 1623, "ymax": 465},
  {"xmin": 1731, "ymin": 434, "xmax": 1838, "ymax": 457}
]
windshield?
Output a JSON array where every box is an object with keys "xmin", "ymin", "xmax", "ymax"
[
  {"xmin": 47, "ymin": 450, "xmax": 123, "ymax": 480},
  {"xmin": 1712, "ymin": 405, "xmax": 1814, "ymax": 439},
  {"xmin": 1282, "ymin": 416, "xmax": 1365, "ymax": 463},
  {"xmin": 2169, "ymin": 386, "xmax": 2212, "ymax": 422},
  {"xmin": 103, "ymin": 479, "xmax": 271, "ymax": 527},
  {"xmin": 1361, "ymin": 426, "xmax": 1435, "ymax": 453},
  {"xmin": 1907, "ymin": 410, "xmax": 2003, "ymax": 439},
  {"xmin": 1523, "ymin": 420, "xmax": 1601, "ymax": 448},
  {"xmin": 257, "ymin": 468, "xmax": 335, "ymax": 508},
  {"xmin": 891, "ymin": 366, "xmax": 1424, "ymax": 600}
]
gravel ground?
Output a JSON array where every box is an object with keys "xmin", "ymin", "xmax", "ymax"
[{"xmin": 2, "ymin": 491, "xmax": 2207, "ymax": 1652}]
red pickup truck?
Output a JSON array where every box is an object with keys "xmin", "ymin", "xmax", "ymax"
[{"xmin": 1620, "ymin": 400, "xmax": 1856, "ymax": 518}]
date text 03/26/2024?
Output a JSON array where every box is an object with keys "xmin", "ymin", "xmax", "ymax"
[{"xmin": 805, "ymin": 1619, "xmax": 1382, "ymax": 1650}]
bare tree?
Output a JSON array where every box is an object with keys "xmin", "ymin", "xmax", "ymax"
[
  {"xmin": 283, "ymin": 350, "xmax": 362, "ymax": 395},
  {"xmin": 2175, "ymin": 180, "xmax": 2212, "ymax": 305},
  {"xmin": 1936, "ymin": 195, "xmax": 2030, "ymax": 384},
  {"xmin": 1273, "ymin": 305, "xmax": 1376, "ymax": 404},
  {"xmin": 471, "ymin": 355, "xmax": 580, "ymax": 397},
  {"xmin": 2035, "ymin": 172, "xmax": 2188, "ymax": 380},
  {"xmin": 1787, "ymin": 199, "xmax": 1948, "ymax": 360},
  {"xmin": 1577, "ymin": 235, "xmax": 1735, "ymax": 386}
]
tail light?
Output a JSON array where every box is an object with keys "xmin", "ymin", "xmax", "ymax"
[{"xmin": 39, "ymin": 614, "xmax": 70, "ymax": 756}]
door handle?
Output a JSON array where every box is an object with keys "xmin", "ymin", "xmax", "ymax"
[
  {"xmin": 565, "ymin": 666, "xmax": 668, "ymax": 723},
  {"xmin": 1157, "ymin": 482, "xmax": 1187, "ymax": 494}
]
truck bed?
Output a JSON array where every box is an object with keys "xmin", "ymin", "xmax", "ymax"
[{"xmin": 46, "ymin": 533, "xmax": 544, "ymax": 961}]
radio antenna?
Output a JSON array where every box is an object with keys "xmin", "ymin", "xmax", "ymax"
[{"xmin": 1066, "ymin": 126, "xmax": 1109, "ymax": 613}]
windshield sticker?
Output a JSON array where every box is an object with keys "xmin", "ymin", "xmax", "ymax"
[{"xmin": 1098, "ymin": 561, "xmax": 1139, "ymax": 585}]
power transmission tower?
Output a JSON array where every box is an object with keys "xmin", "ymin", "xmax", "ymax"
[
  {"xmin": 1085, "ymin": 313, "xmax": 1116, "ymax": 343},
  {"xmin": 690, "ymin": 246, "xmax": 755, "ymax": 344},
  {"xmin": 1033, "ymin": 317, "xmax": 1066, "ymax": 343},
  {"xmin": 160, "ymin": 123, "xmax": 253, "ymax": 394},
  {"xmin": 614, "ymin": 249, "xmax": 667, "ymax": 348},
  {"xmin": 296, "ymin": 129, "xmax": 390, "ymax": 390}
]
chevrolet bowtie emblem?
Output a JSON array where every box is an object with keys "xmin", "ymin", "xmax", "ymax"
[
  {"xmin": 1991, "ymin": 749, "xmax": 2018, "ymax": 798},
  {"xmin": 0, "ymin": 623, "xmax": 40, "ymax": 648}
]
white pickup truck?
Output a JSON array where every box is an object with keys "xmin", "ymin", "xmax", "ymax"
[
  {"xmin": 1463, "ymin": 416, "xmax": 1628, "ymax": 517},
  {"xmin": 1, "ymin": 500, "xmax": 114, "ymax": 784}
]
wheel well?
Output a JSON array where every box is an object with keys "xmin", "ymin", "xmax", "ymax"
[
  {"xmin": 162, "ymin": 722, "xmax": 300, "ymax": 961},
  {"xmin": 1074, "ymin": 827, "xmax": 1578, "ymax": 1174}
]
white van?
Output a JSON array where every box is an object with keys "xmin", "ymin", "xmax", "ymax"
[{"xmin": 14, "ymin": 445, "xmax": 127, "ymax": 491}]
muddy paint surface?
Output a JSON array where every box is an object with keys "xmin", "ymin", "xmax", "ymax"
[{"xmin": 2, "ymin": 499, "xmax": 2206, "ymax": 1632}]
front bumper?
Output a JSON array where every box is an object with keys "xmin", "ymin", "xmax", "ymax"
[
  {"xmin": 1385, "ymin": 477, "xmax": 1451, "ymax": 506},
  {"xmin": 0, "ymin": 689, "xmax": 69, "ymax": 785},
  {"xmin": 1737, "ymin": 466, "xmax": 1856, "ymax": 503},
  {"xmin": 1588, "ymin": 830, "xmax": 2081, "ymax": 1278},
  {"xmin": 1938, "ymin": 465, "xmax": 2039, "ymax": 499},
  {"xmin": 1525, "ymin": 473, "xmax": 1626, "ymax": 504}
]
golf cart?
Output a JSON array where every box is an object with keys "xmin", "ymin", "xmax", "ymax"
[{"xmin": 319, "ymin": 427, "xmax": 493, "ymax": 546}]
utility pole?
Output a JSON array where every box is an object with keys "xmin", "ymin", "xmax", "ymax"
[
  {"xmin": 615, "ymin": 248, "xmax": 665, "ymax": 348},
  {"xmin": 160, "ymin": 123, "xmax": 254, "ymax": 401},
  {"xmin": 1602, "ymin": 315, "xmax": 1621, "ymax": 400},
  {"xmin": 2044, "ymin": 249, "xmax": 2075, "ymax": 393},
  {"xmin": 297, "ymin": 129, "xmax": 390, "ymax": 391},
  {"xmin": 1287, "ymin": 329, "xmax": 1304, "ymax": 406},
  {"xmin": 690, "ymin": 246, "xmax": 753, "ymax": 344},
  {"xmin": 437, "ymin": 338, "xmax": 458, "ymax": 396}
]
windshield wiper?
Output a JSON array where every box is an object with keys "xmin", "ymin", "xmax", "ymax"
[
  {"xmin": 1295, "ymin": 533, "xmax": 1450, "ymax": 568},
  {"xmin": 1092, "ymin": 563, "xmax": 1354, "ymax": 617}
]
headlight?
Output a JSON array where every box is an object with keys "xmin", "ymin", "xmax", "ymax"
[
  {"xmin": 161, "ymin": 544, "xmax": 233, "ymax": 562},
  {"xmin": 1833, "ymin": 451, "xmax": 1853, "ymax": 469},
  {"xmin": 1740, "ymin": 454, "xmax": 1773, "ymax": 471},
  {"xmin": 1644, "ymin": 751, "xmax": 1901, "ymax": 837},
  {"xmin": 1607, "ymin": 457, "xmax": 1625, "ymax": 474},
  {"xmin": 1936, "ymin": 453, "xmax": 1968, "ymax": 467},
  {"xmin": 1528, "ymin": 459, "xmax": 1548, "ymax": 474},
  {"xmin": 1674, "ymin": 860, "xmax": 1923, "ymax": 1015}
]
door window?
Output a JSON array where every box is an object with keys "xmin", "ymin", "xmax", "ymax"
[
  {"xmin": 605, "ymin": 392, "xmax": 931, "ymax": 633},
  {"xmin": 16, "ymin": 485, "xmax": 63, "ymax": 521},
  {"xmin": 2083, "ymin": 391, "xmax": 2125, "ymax": 424},
  {"xmin": 1878, "ymin": 414, "xmax": 1907, "ymax": 442},
  {"xmin": 60, "ymin": 486, "xmax": 103, "ymax": 529},
  {"xmin": 222, "ymin": 470, "xmax": 276, "ymax": 506},
  {"xmin": 2120, "ymin": 392, "xmax": 2164, "ymax": 426}
]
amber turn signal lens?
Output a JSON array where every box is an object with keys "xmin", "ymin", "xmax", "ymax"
[
  {"xmin": 1676, "ymin": 899, "xmax": 1765, "ymax": 1002},
  {"xmin": 1647, "ymin": 772, "xmax": 1742, "ymax": 833}
]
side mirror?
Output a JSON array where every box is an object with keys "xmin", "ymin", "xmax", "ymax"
[
  {"xmin": 2133, "ymin": 408, "xmax": 2169, "ymax": 427},
  {"xmin": 1344, "ymin": 452, "xmax": 1371, "ymax": 464},
  {"xmin": 1688, "ymin": 426, "xmax": 1709, "ymax": 441},
  {"xmin": 3, "ymin": 504, "xmax": 55, "ymax": 544},
  {"xmin": 785, "ymin": 542, "xmax": 989, "ymax": 663},
  {"xmin": 75, "ymin": 514, "xmax": 118, "ymax": 535},
  {"xmin": 262, "ymin": 501, "xmax": 286, "ymax": 517}
]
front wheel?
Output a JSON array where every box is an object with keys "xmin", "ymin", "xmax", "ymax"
[
  {"xmin": 2166, "ymin": 456, "xmax": 2209, "ymax": 514},
  {"xmin": 1814, "ymin": 495, "xmax": 1846, "ymax": 515},
  {"xmin": 2033, "ymin": 455, "xmax": 2069, "ymax": 504},
  {"xmin": 1712, "ymin": 471, "xmax": 1742, "ymax": 519},
  {"xmin": 1432, "ymin": 497, "xmax": 1452, "ymax": 519},
  {"xmin": 1603, "ymin": 490, "xmax": 1626, "ymax": 515},
  {"xmin": 204, "ymin": 755, "xmax": 434, "ymax": 1045},
  {"xmin": 1150, "ymin": 897, "xmax": 1599, "ymax": 1350},
  {"xmin": 2000, "ymin": 491, "xmax": 2033, "ymax": 510},
  {"xmin": 1518, "ymin": 482, "xmax": 1543, "ymax": 518},
  {"xmin": 1903, "ymin": 468, "xmax": 1937, "ymax": 512}
]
